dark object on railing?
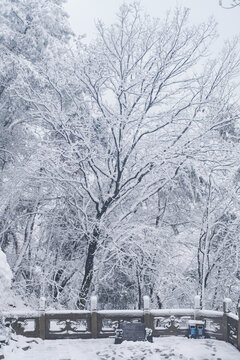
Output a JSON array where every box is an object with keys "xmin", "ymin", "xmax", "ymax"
[
  {"xmin": 114, "ymin": 322, "xmax": 153, "ymax": 344},
  {"xmin": 188, "ymin": 320, "xmax": 205, "ymax": 339},
  {"xmin": 114, "ymin": 329, "xmax": 123, "ymax": 344}
]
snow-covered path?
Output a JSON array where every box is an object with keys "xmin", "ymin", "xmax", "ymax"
[{"xmin": 4, "ymin": 336, "xmax": 240, "ymax": 360}]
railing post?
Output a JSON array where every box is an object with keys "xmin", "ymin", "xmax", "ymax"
[
  {"xmin": 238, "ymin": 306, "xmax": 240, "ymax": 350},
  {"xmin": 222, "ymin": 298, "xmax": 231, "ymax": 342},
  {"xmin": 39, "ymin": 297, "xmax": 46, "ymax": 340},
  {"xmin": 91, "ymin": 296, "xmax": 98, "ymax": 338},
  {"xmin": 143, "ymin": 296, "xmax": 153, "ymax": 331},
  {"xmin": 194, "ymin": 295, "xmax": 201, "ymax": 320}
]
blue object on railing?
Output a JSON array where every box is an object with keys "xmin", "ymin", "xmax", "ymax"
[
  {"xmin": 188, "ymin": 320, "xmax": 205, "ymax": 339},
  {"xmin": 190, "ymin": 326, "xmax": 196, "ymax": 336}
]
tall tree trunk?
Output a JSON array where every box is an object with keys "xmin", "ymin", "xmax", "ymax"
[
  {"xmin": 13, "ymin": 201, "xmax": 39, "ymax": 276},
  {"xmin": 156, "ymin": 294, "xmax": 162, "ymax": 309},
  {"xmin": 76, "ymin": 226, "xmax": 99, "ymax": 309},
  {"xmin": 53, "ymin": 269, "xmax": 76, "ymax": 303},
  {"xmin": 136, "ymin": 268, "xmax": 142, "ymax": 310}
]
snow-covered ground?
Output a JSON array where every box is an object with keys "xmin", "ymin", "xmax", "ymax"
[{"xmin": 3, "ymin": 336, "xmax": 240, "ymax": 360}]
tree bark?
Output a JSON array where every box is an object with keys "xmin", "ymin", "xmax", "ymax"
[
  {"xmin": 76, "ymin": 226, "xmax": 99, "ymax": 309},
  {"xmin": 136, "ymin": 268, "xmax": 142, "ymax": 310}
]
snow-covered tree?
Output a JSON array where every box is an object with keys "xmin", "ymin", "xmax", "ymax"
[
  {"xmin": 0, "ymin": 0, "xmax": 75, "ymax": 305},
  {"xmin": 219, "ymin": 0, "xmax": 240, "ymax": 8},
  {"xmin": 67, "ymin": 4, "xmax": 240, "ymax": 308}
]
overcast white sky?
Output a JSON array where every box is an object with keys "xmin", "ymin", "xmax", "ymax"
[{"xmin": 64, "ymin": 0, "xmax": 240, "ymax": 53}]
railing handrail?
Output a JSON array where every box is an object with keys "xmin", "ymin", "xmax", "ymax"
[
  {"xmin": 2, "ymin": 308, "xmax": 236, "ymax": 317},
  {"xmin": 2, "ymin": 308, "xmax": 238, "ymax": 322}
]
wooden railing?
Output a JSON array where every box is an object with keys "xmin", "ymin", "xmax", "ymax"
[{"xmin": 2, "ymin": 296, "xmax": 239, "ymax": 351}]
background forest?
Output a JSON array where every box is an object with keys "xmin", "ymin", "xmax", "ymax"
[{"xmin": 0, "ymin": 0, "xmax": 240, "ymax": 312}]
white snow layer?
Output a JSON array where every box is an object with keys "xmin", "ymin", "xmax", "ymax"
[
  {"xmin": 3, "ymin": 336, "xmax": 240, "ymax": 360},
  {"xmin": 0, "ymin": 249, "xmax": 13, "ymax": 308}
]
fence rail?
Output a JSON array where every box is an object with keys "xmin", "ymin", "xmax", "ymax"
[{"xmin": 2, "ymin": 296, "xmax": 240, "ymax": 351}]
